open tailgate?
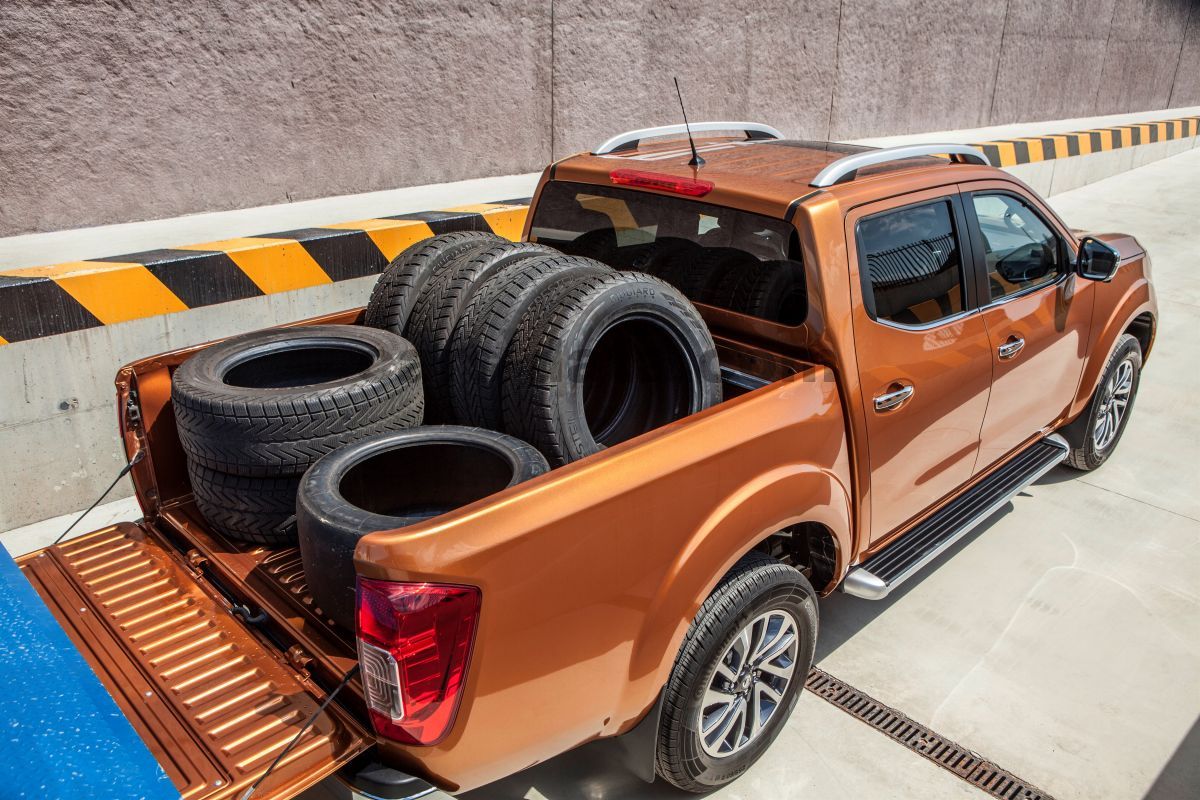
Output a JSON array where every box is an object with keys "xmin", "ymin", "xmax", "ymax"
[{"xmin": 18, "ymin": 521, "xmax": 370, "ymax": 800}]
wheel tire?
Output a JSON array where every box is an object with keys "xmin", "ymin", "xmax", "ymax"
[
  {"xmin": 188, "ymin": 462, "xmax": 300, "ymax": 545},
  {"xmin": 297, "ymin": 426, "xmax": 549, "ymax": 629},
  {"xmin": 363, "ymin": 231, "xmax": 501, "ymax": 335},
  {"xmin": 406, "ymin": 241, "xmax": 559, "ymax": 422},
  {"xmin": 656, "ymin": 551, "xmax": 817, "ymax": 793},
  {"xmin": 172, "ymin": 325, "xmax": 423, "ymax": 477},
  {"xmin": 448, "ymin": 254, "xmax": 611, "ymax": 428},
  {"xmin": 501, "ymin": 271, "xmax": 722, "ymax": 467},
  {"xmin": 1062, "ymin": 332, "xmax": 1142, "ymax": 471}
]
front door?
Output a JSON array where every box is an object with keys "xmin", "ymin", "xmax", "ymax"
[
  {"xmin": 961, "ymin": 185, "xmax": 1094, "ymax": 470},
  {"xmin": 847, "ymin": 190, "xmax": 993, "ymax": 544}
]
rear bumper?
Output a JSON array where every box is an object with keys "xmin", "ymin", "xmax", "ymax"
[{"xmin": 335, "ymin": 757, "xmax": 438, "ymax": 800}]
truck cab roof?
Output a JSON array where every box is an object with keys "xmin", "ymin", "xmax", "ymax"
[{"xmin": 551, "ymin": 124, "xmax": 1001, "ymax": 218}]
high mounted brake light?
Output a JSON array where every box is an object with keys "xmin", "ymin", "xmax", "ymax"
[
  {"xmin": 356, "ymin": 577, "xmax": 481, "ymax": 746},
  {"xmin": 609, "ymin": 168, "xmax": 714, "ymax": 197}
]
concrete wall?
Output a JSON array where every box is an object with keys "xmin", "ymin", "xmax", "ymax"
[{"xmin": 1, "ymin": 0, "xmax": 1197, "ymax": 236}]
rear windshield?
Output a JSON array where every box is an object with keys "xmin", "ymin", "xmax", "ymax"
[{"xmin": 529, "ymin": 181, "xmax": 807, "ymax": 325}]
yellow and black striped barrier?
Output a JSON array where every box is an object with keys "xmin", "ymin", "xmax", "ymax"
[
  {"xmin": 0, "ymin": 201, "xmax": 530, "ymax": 345},
  {"xmin": 974, "ymin": 115, "xmax": 1198, "ymax": 168}
]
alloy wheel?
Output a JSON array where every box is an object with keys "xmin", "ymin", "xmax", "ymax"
[
  {"xmin": 1093, "ymin": 357, "xmax": 1135, "ymax": 451},
  {"xmin": 698, "ymin": 609, "xmax": 799, "ymax": 758}
]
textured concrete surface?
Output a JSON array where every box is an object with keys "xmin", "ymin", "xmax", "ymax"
[
  {"xmin": 0, "ymin": 0, "xmax": 552, "ymax": 236},
  {"xmin": 1, "ymin": 0, "xmax": 1198, "ymax": 235}
]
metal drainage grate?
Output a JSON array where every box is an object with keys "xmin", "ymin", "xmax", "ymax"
[{"xmin": 805, "ymin": 668, "xmax": 1055, "ymax": 800}]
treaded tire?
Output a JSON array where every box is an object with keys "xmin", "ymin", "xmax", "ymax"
[
  {"xmin": 655, "ymin": 551, "xmax": 817, "ymax": 792},
  {"xmin": 363, "ymin": 231, "xmax": 501, "ymax": 335},
  {"xmin": 448, "ymin": 254, "xmax": 611, "ymax": 428},
  {"xmin": 706, "ymin": 258, "xmax": 807, "ymax": 325},
  {"xmin": 297, "ymin": 426, "xmax": 549, "ymax": 629},
  {"xmin": 501, "ymin": 271, "xmax": 722, "ymax": 466},
  {"xmin": 172, "ymin": 325, "xmax": 423, "ymax": 477},
  {"xmin": 407, "ymin": 240, "xmax": 559, "ymax": 422},
  {"xmin": 1062, "ymin": 332, "xmax": 1142, "ymax": 471},
  {"xmin": 188, "ymin": 462, "xmax": 300, "ymax": 545}
]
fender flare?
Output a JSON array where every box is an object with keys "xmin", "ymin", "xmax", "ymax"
[{"xmin": 620, "ymin": 462, "xmax": 853, "ymax": 717}]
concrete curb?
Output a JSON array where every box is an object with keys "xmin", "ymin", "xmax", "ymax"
[
  {"xmin": 974, "ymin": 115, "xmax": 1199, "ymax": 167},
  {"xmin": 0, "ymin": 201, "xmax": 530, "ymax": 345}
]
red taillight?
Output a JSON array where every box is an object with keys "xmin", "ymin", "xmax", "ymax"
[
  {"xmin": 609, "ymin": 168, "xmax": 714, "ymax": 197},
  {"xmin": 356, "ymin": 577, "xmax": 481, "ymax": 746}
]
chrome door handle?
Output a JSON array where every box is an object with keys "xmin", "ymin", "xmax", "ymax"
[
  {"xmin": 998, "ymin": 337, "xmax": 1026, "ymax": 360},
  {"xmin": 874, "ymin": 385, "xmax": 915, "ymax": 412}
]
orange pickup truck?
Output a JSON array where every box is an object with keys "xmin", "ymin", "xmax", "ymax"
[{"xmin": 19, "ymin": 123, "xmax": 1157, "ymax": 799}]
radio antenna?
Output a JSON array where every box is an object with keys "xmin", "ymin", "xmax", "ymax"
[{"xmin": 673, "ymin": 77, "xmax": 705, "ymax": 168}]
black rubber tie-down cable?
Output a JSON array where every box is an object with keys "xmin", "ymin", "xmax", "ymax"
[
  {"xmin": 240, "ymin": 663, "xmax": 361, "ymax": 800},
  {"xmin": 52, "ymin": 450, "xmax": 145, "ymax": 547}
]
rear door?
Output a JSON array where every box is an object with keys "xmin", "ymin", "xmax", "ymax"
[
  {"xmin": 846, "ymin": 189, "xmax": 993, "ymax": 544},
  {"xmin": 18, "ymin": 522, "xmax": 370, "ymax": 800},
  {"xmin": 960, "ymin": 183, "xmax": 1093, "ymax": 470}
]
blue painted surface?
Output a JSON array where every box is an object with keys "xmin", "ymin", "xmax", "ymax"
[{"xmin": 0, "ymin": 542, "xmax": 178, "ymax": 800}]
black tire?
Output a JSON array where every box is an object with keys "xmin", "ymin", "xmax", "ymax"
[
  {"xmin": 297, "ymin": 426, "xmax": 549, "ymax": 629},
  {"xmin": 172, "ymin": 325, "xmax": 423, "ymax": 477},
  {"xmin": 706, "ymin": 258, "xmax": 807, "ymax": 325},
  {"xmin": 738, "ymin": 260, "xmax": 808, "ymax": 325},
  {"xmin": 407, "ymin": 241, "xmax": 559, "ymax": 422},
  {"xmin": 363, "ymin": 231, "xmax": 501, "ymax": 335},
  {"xmin": 656, "ymin": 551, "xmax": 818, "ymax": 792},
  {"xmin": 1062, "ymin": 333, "xmax": 1142, "ymax": 471},
  {"xmin": 694, "ymin": 249, "xmax": 761, "ymax": 306},
  {"xmin": 656, "ymin": 245, "xmax": 737, "ymax": 301},
  {"xmin": 188, "ymin": 462, "xmax": 300, "ymax": 545},
  {"xmin": 501, "ymin": 271, "xmax": 722, "ymax": 466},
  {"xmin": 448, "ymin": 254, "xmax": 612, "ymax": 428}
]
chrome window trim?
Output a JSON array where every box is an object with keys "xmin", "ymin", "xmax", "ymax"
[
  {"xmin": 978, "ymin": 271, "xmax": 1071, "ymax": 311},
  {"xmin": 867, "ymin": 307, "xmax": 980, "ymax": 333}
]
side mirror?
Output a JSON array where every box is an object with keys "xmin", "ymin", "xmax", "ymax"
[{"xmin": 1076, "ymin": 236, "xmax": 1121, "ymax": 282}]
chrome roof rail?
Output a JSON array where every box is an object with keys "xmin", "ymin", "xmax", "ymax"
[
  {"xmin": 593, "ymin": 121, "xmax": 784, "ymax": 155},
  {"xmin": 809, "ymin": 143, "xmax": 989, "ymax": 187}
]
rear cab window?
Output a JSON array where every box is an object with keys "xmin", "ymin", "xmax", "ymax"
[{"xmin": 529, "ymin": 181, "xmax": 807, "ymax": 326}]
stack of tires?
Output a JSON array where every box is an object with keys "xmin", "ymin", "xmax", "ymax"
[
  {"xmin": 364, "ymin": 231, "xmax": 723, "ymax": 467},
  {"xmin": 171, "ymin": 325, "xmax": 424, "ymax": 545},
  {"xmin": 174, "ymin": 229, "xmax": 725, "ymax": 628}
]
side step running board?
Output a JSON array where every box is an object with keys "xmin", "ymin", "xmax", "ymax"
[{"xmin": 842, "ymin": 434, "xmax": 1068, "ymax": 600}]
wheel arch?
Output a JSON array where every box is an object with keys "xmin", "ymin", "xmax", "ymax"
[
  {"xmin": 1069, "ymin": 286, "xmax": 1156, "ymax": 421},
  {"xmin": 622, "ymin": 462, "xmax": 851, "ymax": 714}
]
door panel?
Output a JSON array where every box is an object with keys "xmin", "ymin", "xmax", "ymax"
[
  {"xmin": 977, "ymin": 282, "xmax": 1091, "ymax": 467},
  {"xmin": 962, "ymin": 184, "xmax": 1093, "ymax": 470},
  {"xmin": 847, "ymin": 191, "xmax": 993, "ymax": 544}
]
